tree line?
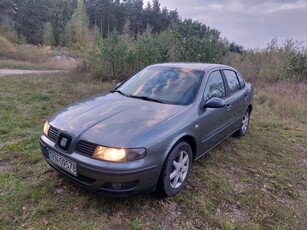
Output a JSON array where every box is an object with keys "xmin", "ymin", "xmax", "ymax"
[
  {"xmin": 1, "ymin": 0, "xmax": 305, "ymax": 81},
  {"xmin": 0, "ymin": 0, "xmax": 245, "ymax": 77},
  {"xmin": 0, "ymin": 0, "xmax": 241, "ymax": 48}
]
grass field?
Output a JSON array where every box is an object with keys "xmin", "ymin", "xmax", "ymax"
[{"xmin": 0, "ymin": 73, "xmax": 306, "ymax": 229}]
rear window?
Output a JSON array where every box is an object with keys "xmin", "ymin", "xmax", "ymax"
[
  {"xmin": 223, "ymin": 70, "xmax": 241, "ymax": 94},
  {"xmin": 237, "ymin": 74, "xmax": 245, "ymax": 89}
]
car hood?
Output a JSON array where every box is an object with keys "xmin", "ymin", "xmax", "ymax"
[{"xmin": 49, "ymin": 93, "xmax": 186, "ymax": 147}]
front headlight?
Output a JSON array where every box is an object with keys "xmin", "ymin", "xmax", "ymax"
[
  {"xmin": 93, "ymin": 146, "xmax": 146, "ymax": 162},
  {"xmin": 43, "ymin": 121, "xmax": 50, "ymax": 136}
]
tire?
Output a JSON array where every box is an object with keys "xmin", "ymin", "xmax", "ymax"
[
  {"xmin": 160, "ymin": 141, "xmax": 193, "ymax": 197},
  {"xmin": 236, "ymin": 108, "xmax": 251, "ymax": 137}
]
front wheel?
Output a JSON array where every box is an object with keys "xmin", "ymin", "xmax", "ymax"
[
  {"xmin": 236, "ymin": 108, "xmax": 251, "ymax": 137},
  {"xmin": 160, "ymin": 141, "xmax": 192, "ymax": 197}
]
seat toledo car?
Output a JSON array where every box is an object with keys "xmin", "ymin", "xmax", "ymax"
[{"xmin": 40, "ymin": 63, "xmax": 253, "ymax": 197}]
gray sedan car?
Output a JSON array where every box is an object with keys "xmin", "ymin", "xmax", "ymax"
[{"xmin": 40, "ymin": 63, "xmax": 253, "ymax": 197}]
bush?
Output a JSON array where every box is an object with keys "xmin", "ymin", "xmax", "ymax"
[
  {"xmin": 230, "ymin": 38, "xmax": 307, "ymax": 83},
  {"xmin": 82, "ymin": 31, "xmax": 131, "ymax": 80},
  {"xmin": 0, "ymin": 35, "xmax": 16, "ymax": 57},
  {"xmin": 0, "ymin": 17, "xmax": 19, "ymax": 44},
  {"xmin": 43, "ymin": 22, "xmax": 55, "ymax": 46}
]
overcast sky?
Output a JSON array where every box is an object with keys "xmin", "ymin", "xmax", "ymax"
[{"xmin": 158, "ymin": 0, "xmax": 307, "ymax": 49}]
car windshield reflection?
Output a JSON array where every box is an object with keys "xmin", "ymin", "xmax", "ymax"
[{"xmin": 117, "ymin": 67, "xmax": 202, "ymax": 105}]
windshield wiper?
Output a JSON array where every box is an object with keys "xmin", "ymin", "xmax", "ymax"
[
  {"xmin": 110, "ymin": 89, "xmax": 127, "ymax": 97},
  {"xmin": 129, "ymin": 95, "xmax": 165, "ymax": 104}
]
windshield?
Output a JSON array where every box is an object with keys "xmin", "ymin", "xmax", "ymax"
[{"xmin": 117, "ymin": 66, "xmax": 203, "ymax": 105}]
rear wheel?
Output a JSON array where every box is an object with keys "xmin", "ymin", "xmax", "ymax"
[
  {"xmin": 236, "ymin": 108, "xmax": 250, "ymax": 136},
  {"xmin": 160, "ymin": 142, "xmax": 192, "ymax": 197}
]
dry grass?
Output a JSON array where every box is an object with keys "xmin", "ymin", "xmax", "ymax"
[
  {"xmin": 0, "ymin": 43, "xmax": 77, "ymax": 70},
  {"xmin": 0, "ymin": 36, "xmax": 16, "ymax": 55},
  {"xmin": 254, "ymin": 82, "xmax": 307, "ymax": 125}
]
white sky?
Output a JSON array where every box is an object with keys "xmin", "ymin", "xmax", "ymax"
[{"xmin": 158, "ymin": 0, "xmax": 307, "ymax": 49}]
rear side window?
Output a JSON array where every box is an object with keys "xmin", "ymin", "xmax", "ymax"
[
  {"xmin": 237, "ymin": 74, "xmax": 245, "ymax": 89},
  {"xmin": 224, "ymin": 70, "xmax": 241, "ymax": 94},
  {"xmin": 203, "ymin": 71, "xmax": 226, "ymax": 101}
]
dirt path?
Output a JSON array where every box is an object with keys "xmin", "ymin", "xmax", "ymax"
[{"xmin": 0, "ymin": 69, "xmax": 65, "ymax": 76}]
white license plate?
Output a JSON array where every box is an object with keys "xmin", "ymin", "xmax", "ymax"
[{"xmin": 48, "ymin": 149, "xmax": 77, "ymax": 176}]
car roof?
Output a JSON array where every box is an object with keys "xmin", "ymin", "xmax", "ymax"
[{"xmin": 149, "ymin": 63, "xmax": 233, "ymax": 71}]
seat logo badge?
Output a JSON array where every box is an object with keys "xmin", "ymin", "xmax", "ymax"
[{"xmin": 60, "ymin": 138, "xmax": 68, "ymax": 148}]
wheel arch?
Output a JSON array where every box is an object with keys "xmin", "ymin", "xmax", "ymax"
[
  {"xmin": 248, "ymin": 104, "xmax": 253, "ymax": 113},
  {"xmin": 168, "ymin": 134, "xmax": 197, "ymax": 162}
]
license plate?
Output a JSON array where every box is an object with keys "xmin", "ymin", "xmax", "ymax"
[{"xmin": 48, "ymin": 149, "xmax": 77, "ymax": 176}]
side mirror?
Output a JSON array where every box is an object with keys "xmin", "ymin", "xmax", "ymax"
[{"xmin": 203, "ymin": 97, "xmax": 226, "ymax": 109}]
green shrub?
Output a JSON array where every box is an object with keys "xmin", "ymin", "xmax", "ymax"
[
  {"xmin": 43, "ymin": 22, "xmax": 55, "ymax": 46},
  {"xmin": 230, "ymin": 38, "xmax": 307, "ymax": 83}
]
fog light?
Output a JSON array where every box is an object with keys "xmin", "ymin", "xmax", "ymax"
[
  {"xmin": 101, "ymin": 181, "xmax": 138, "ymax": 190},
  {"xmin": 112, "ymin": 182, "xmax": 123, "ymax": 190}
]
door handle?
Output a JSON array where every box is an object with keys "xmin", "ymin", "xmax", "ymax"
[
  {"xmin": 244, "ymin": 95, "xmax": 248, "ymax": 100},
  {"xmin": 226, "ymin": 104, "xmax": 231, "ymax": 110}
]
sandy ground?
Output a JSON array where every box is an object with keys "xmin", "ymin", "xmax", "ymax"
[{"xmin": 0, "ymin": 69, "xmax": 64, "ymax": 76}]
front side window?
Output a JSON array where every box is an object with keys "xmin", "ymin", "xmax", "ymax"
[
  {"xmin": 224, "ymin": 70, "xmax": 241, "ymax": 94},
  {"xmin": 203, "ymin": 71, "xmax": 226, "ymax": 102}
]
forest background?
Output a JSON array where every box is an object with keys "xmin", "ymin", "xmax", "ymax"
[{"xmin": 0, "ymin": 0, "xmax": 306, "ymax": 81}]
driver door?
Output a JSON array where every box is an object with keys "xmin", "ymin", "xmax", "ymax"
[{"xmin": 198, "ymin": 70, "xmax": 230, "ymax": 154}]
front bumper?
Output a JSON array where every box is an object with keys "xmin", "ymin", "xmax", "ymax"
[{"xmin": 39, "ymin": 134, "xmax": 161, "ymax": 196}]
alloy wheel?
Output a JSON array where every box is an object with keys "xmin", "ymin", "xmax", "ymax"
[{"xmin": 170, "ymin": 150, "xmax": 190, "ymax": 188}]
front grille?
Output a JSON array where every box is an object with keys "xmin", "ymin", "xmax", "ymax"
[
  {"xmin": 57, "ymin": 133, "xmax": 72, "ymax": 151},
  {"xmin": 48, "ymin": 126, "xmax": 59, "ymax": 142},
  {"xmin": 75, "ymin": 140, "xmax": 97, "ymax": 155}
]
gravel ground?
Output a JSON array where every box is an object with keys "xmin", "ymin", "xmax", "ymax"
[{"xmin": 0, "ymin": 69, "xmax": 64, "ymax": 76}]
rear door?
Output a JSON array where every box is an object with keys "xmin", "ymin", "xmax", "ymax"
[{"xmin": 222, "ymin": 69, "xmax": 247, "ymax": 133}]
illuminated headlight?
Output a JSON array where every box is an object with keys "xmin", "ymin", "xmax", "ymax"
[
  {"xmin": 43, "ymin": 121, "xmax": 50, "ymax": 136},
  {"xmin": 93, "ymin": 146, "xmax": 146, "ymax": 162}
]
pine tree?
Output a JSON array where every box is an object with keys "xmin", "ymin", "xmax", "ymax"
[
  {"xmin": 43, "ymin": 22, "xmax": 55, "ymax": 46},
  {"xmin": 67, "ymin": 0, "xmax": 89, "ymax": 49}
]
